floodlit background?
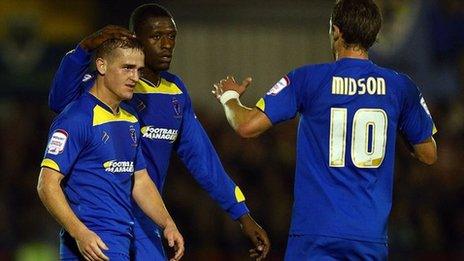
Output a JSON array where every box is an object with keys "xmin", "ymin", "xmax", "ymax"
[{"xmin": 0, "ymin": 0, "xmax": 463, "ymax": 260}]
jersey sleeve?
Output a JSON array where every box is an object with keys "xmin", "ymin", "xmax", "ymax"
[
  {"xmin": 40, "ymin": 115, "xmax": 89, "ymax": 175},
  {"xmin": 175, "ymin": 87, "xmax": 250, "ymax": 220},
  {"xmin": 398, "ymin": 75, "xmax": 437, "ymax": 145},
  {"xmin": 49, "ymin": 45, "xmax": 93, "ymax": 113},
  {"xmin": 255, "ymin": 69, "xmax": 305, "ymax": 124}
]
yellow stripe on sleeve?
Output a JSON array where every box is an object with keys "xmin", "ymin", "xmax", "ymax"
[
  {"xmin": 234, "ymin": 186, "xmax": 246, "ymax": 202},
  {"xmin": 41, "ymin": 158, "xmax": 60, "ymax": 172},
  {"xmin": 256, "ymin": 98, "xmax": 265, "ymax": 111}
]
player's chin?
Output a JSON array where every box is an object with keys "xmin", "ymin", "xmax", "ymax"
[
  {"xmin": 155, "ymin": 62, "xmax": 171, "ymax": 71},
  {"xmin": 120, "ymin": 91, "xmax": 134, "ymax": 101}
]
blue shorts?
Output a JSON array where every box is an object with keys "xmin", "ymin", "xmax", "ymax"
[
  {"xmin": 131, "ymin": 235, "xmax": 167, "ymax": 261},
  {"xmin": 60, "ymin": 230, "xmax": 130, "ymax": 261},
  {"xmin": 131, "ymin": 213, "xmax": 167, "ymax": 260},
  {"xmin": 284, "ymin": 234, "xmax": 388, "ymax": 261}
]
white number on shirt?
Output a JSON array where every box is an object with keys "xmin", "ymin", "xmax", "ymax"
[{"xmin": 329, "ymin": 108, "xmax": 387, "ymax": 168}]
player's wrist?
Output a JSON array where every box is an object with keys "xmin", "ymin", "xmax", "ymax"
[
  {"xmin": 69, "ymin": 223, "xmax": 89, "ymax": 239},
  {"xmin": 162, "ymin": 218, "xmax": 176, "ymax": 230},
  {"xmin": 220, "ymin": 90, "xmax": 240, "ymax": 105}
]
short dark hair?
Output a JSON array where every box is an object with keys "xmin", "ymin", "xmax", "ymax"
[
  {"xmin": 331, "ymin": 0, "xmax": 382, "ymax": 51},
  {"xmin": 129, "ymin": 3, "xmax": 173, "ymax": 34},
  {"xmin": 95, "ymin": 37, "xmax": 144, "ymax": 60}
]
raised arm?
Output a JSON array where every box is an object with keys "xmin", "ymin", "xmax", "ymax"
[
  {"xmin": 49, "ymin": 26, "xmax": 134, "ymax": 113},
  {"xmin": 133, "ymin": 169, "xmax": 184, "ymax": 261},
  {"xmin": 175, "ymin": 86, "xmax": 270, "ymax": 259},
  {"xmin": 37, "ymin": 168, "xmax": 109, "ymax": 261},
  {"xmin": 213, "ymin": 77, "xmax": 272, "ymax": 138}
]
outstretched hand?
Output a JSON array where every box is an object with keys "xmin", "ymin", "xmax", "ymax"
[
  {"xmin": 212, "ymin": 76, "xmax": 252, "ymax": 102},
  {"xmin": 163, "ymin": 221, "xmax": 185, "ymax": 261},
  {"xmin": 239, "ymin": 214, "xmax": 270, "ymax": 260},
  {"xmin": 80, "ymin": 25, "xmax": 135, "ymax": 52}
]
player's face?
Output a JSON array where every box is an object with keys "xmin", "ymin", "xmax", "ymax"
[
  {"xmin": 104, "ymin": 48, "xmax": 145, "ymax": 101},
  {"xmin": 137, "ymin": 16, "xmax": 177, "ymax": 73}
]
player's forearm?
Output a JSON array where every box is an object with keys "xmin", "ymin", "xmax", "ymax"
[
  {"xmin": 413, "ymin": 137, "xmax": 437, "ymax": 165},
  {"xmin": 223, "ymin": 99, "xmax": 252, "ymax": 129},
  {"xmin": 133, "ymin": 170, "xmax": 175, "ymax": 229},
  {"xmin": 223, "ymin": 100, "xmax": 264, "ymax": 138},
  {"xmin": 37, "ymin": 172, "xmax": 87, "ymax": 238}
]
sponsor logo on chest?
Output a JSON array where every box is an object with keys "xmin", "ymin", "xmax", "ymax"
[
  {"xmin": 103, "ymin": 160, "xmax": 134, "ymax": 173},
  {"xmin": 141, "ymin": 126, "xmax": 178, "ymax": 142}
]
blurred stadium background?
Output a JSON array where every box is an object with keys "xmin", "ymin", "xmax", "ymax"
[{"xmin": 0, "ymin": 0, "xmax": 463, "ymax": 260}]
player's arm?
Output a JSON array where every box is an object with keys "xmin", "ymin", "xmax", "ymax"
[
  {"xmin": 213, "ymin": 76, "xmax": 272, "ymax": 138},
  {"xmin": 411, "ymin": 137, "xmax": 437, "ymax": 165},
  {"xmin": 37, "ymin": 168, "xmax": 109, "ymax": 261},
  {"xmin": 49, "ymin": 25, "xmax": 134, "ymax": 113},
  {"xmin": 175, "ymin": 86, "xmax": 270, "ymax": 259},
  {"xmin": 399, "ymin": 74, "xmax": 438, "ymax": 166},
  {"xmin": 132, "ymin": 169, "xmax": 184, "ymax": 261}
]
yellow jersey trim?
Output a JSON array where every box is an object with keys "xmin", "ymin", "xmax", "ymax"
[
  {"xmin": 134, "ymin": 79, "xmax": 183, "ymax": 95},
  {"xmin": 256, "ymin": 98, "xmax": 265, "ymax": 111},
  {"xmin": 432, "ymin": 124, "xmax": 438, "ymax": 135},
  {"xmin": 234, "ymin": 186, "xmax": 246, "ymax": 202},
  {"xmin": 93, "ymin": 105, "xmax": 138, "ymax": 126},
  {"xmin": 41, "ymin": 158, "xmax": 60, "ymax": 172}
]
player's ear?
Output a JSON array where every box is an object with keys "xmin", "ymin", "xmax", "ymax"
[
  {"xmin": 96, "ymin": 58, "xmax": 107, "ymax": 75},
  {"xmin": 332, "ymin": 24, "xmax": 341, "ymax": 42}
]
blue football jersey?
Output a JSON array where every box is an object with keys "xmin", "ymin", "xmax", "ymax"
[
  {"xmin": 257, "ymin": 58, "xmax": 436, "ymax": 243},
  {"xmin": 41, "ymin": 92, "xmax": 146, "ymax": 237},
  {"xmin": 49, "ymin": 46, "xmax": 249, "ymax": 240}
]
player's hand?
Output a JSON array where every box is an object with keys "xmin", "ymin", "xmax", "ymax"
[
  {"xmin": 212, "ymin": 76, "xmax": 252, "ymax": 102},
  {"xmin": 74, "ymin": 227, "xmax": 109, "ymax": 261},
  {"xmin": 80, "ymin": 25, "xmax": 135, "ymax": 52},
  {"xmin": 163, "ymin": 221, "xmax": 185, "ymax": 261},
  {"xmin": 239, "ymin": 214, "xmax": 270, "ymax": 260}
]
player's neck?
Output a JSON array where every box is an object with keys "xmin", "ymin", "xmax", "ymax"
[
  {"xmin": 335, "ymin": 46, "xmax": 369, "ymax": 61},
  {"xmin": 141, "ymin": 68, "xmax": 161, "ymax": 87},
  {"xmin": 90, "ymin": 80, "xmax": 121, "ymax": 114}
]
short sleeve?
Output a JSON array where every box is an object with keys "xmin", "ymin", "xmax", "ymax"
[
  {"xmin": 256, "ymin": 69, "xmax": 303, "ymax": 124},
  {"xmin": 398, "ymin": 75, "xmax": 436, "ymax": 145},
  {"xmin": 41, "ymin": 116, "xmax": 88, "ymax": 175}
]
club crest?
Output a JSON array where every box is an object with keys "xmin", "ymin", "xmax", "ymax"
[
  {"xmin": 172, "ymin": 97, "xmax": 182, "ymax": 119},
  {"xmin": 129, "ymin": 125, "xmax": 137, "ymax": 146}
]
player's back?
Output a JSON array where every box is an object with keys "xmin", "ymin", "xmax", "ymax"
[{"xmin": 288, "ymin": 58, "xmax": 434, "ymax": 242}]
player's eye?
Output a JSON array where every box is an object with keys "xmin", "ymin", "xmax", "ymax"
[{"xmin": 122, "ymin": 65, "xmax": 135, "ymax": 72}]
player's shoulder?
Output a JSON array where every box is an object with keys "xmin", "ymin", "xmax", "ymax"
[
  {"xmin": 287, "ymin": 63, "xmax": 335, "ymax": 88},
  {"xmin": 290, "ymin": 62, "xmax": 336, "ymax": 81},
  {"xmin": 371, "ymin": 62, "xmax": 414, "ymax": 86},
  {"xmin": 292, "ymin": 62, "xmax": 334, "ymax": 74},
  {"xmin": 53, "ymin": 94, "xmax": 94, "ymax": 126},
  {"xmin": 161, "ymin": 71, "xmax": 185, "ymax": 87},
  {"xmin": 161, "ymin": 71, "xmax": 189, "ymax": 94}
]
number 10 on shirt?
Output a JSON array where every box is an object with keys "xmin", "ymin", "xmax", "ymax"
[{"xmin": 329, "ymin": 108, "xmax": 388, "ymax": 168}]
